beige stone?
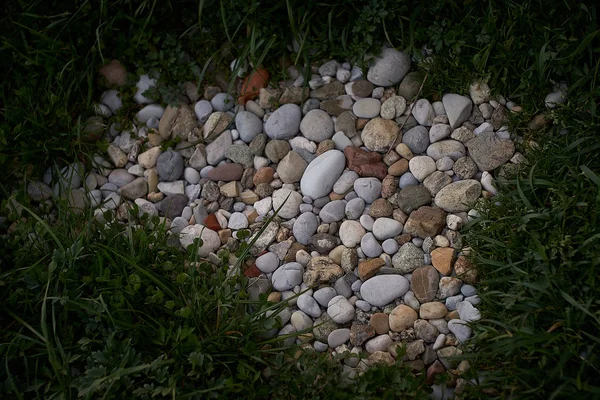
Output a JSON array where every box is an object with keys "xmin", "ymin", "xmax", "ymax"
[
  {"xmin": 431, "ymin": 247, "xmax": 454, "ymax": 275},
  {"xmin": 389, "ymin": 304, "xmax": 418, "ymax": 332},
  {"xmin": 419, "ymin": 302, "xmax": 448, "ymax": 319}
]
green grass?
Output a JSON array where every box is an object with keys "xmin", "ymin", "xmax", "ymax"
[{"xmin": 1, "ymin": 0, "xmax": 600, "ymax": 398}]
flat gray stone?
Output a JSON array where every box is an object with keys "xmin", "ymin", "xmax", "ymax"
[{"xmin": 360, "ymin": 275, "xmax": 410, "ymax": 307}]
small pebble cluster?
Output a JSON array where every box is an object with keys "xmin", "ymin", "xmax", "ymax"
[{"xmin": 25, "ymin": 48, "xmax": 530, "ymax": 392}]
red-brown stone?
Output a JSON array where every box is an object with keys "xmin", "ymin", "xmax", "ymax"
[
  {"xmin": 238, "ymin": 68, "xmax": 269, "ymax": 104},
  {"xmin": 244, "ymin": 264, "xmax": 262, "ymax": 278},
  {"xmin": 203, "ymin": 214, "xmax": 221, "ymax": 231},
  {"xmin": 205, "ymin": 163, "xmax": 244, "ymax": 181},
  {"xmin": 344, "ymin": 147, "xmax": 388, "ymax": 179}
]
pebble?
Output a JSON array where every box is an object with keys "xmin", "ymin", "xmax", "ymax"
[
  {"xmin": 293, "ymin": 212, "xmax": 319, "ymax": 245},
  {"xmin": 434, "ymin": 180, "xmax": 482, "ymax": 212},
  {"xmin": 353, "ymin": 178, "xmax": 382, "ymax": 203},
  {"xmin": 345, "ymin": 197, "xmax": 365, "ymax": 220},
  {"xmin": 136, "ymin": 104, "xmax": 164, "ymax": 123},
  {"xmin": 211, "ymin": 93, "xmax": 235, "ymax": 112},
  {"xmin": 314, "ymin": 287, "xmax": 338, "ymax": 307},
  {"xmin": 228, "ymin": 212, "xmax": 248, "ymax": 229},
  {"xmin": 320, "ymin": 200, "xmax": 346, "ymax": 223},
  {"xmin": 361, "ymin": 118, "xmax": 400, "ymax": 152},
  {"xmin": 412, "ymin": 99, "xmax": 435, "ymax": 126},
  {"xmin": 360, "ymin": 275, "xmax": 409, "ymax": 307},
  {"xmin": 300, "ymin": 150, "xmax": 346, "ymax": 199},
  {"xmin": 338, "ymin": 220, "xmax": 366, "ymax": 248},
  {"xmin": 457, "ymin": 301, "xmax": 481, "ymax": 322},
  {"xmin": 372, "ymin": 218, "xmax": 403, "ymax": 240},
  {"xmin": 442, "ymin": 94, "xmax": 473, "ymax": 128},
  {"xmin": 364, "ymin": 334, "xmax": 393, "ymax": 354},
  {"xmin": 265, "ymin": 104, "xmax": 302, "ymax": 140},
  {"xmin": 134, "ymin": 74, "xmax": 156, "ymax": 104},
  {"xmin": 300, "ymin": 109, "xmax": 334, "ymax": 142},
  {"xmin": 448, "ymin": 319, "xmax": 472, "ymax": 343},
  {"xmin": 297, "ymin": 294, "xmax": 322, "ymax": 318},
  {"xmin": 381, "ymin": 238, "xmax": 399, "ymax": 254},
  {"xmin": 327, "ymin": 295, "xmax": 355, "ymax": 324},
  {"xmin": 272, "ymin": 188, "xmax": 303, "ymax": 219},
  {"xmin": 353, "ymin": 98, "xmax": 381, "ymax": 118},
  {"xmin": 194, "ymin": 100, "xmax": 213, "ymax": 124},
  {"xmin": 367, "ymin": 48, "xmax": 411, "ymax": 86},
  {"xmin": 179, "ymin": 225, "xmax": 220, "ymax": 257},
  {"xmin": 409, "ymin": 156, "xmax": 436, "ymax": 182},
  {"xmin": 235, "ymin": 111, "xmax": 263, "ymax": 142},
  {"xmin": 272, "ymin": 262, "xmax": 304, "ymax": 291},
  {"xmin": 328, "ymin": 328, "xmax": 351, "ymax": 348},
  {"xmin": 290, "ymin": 311, "xmax": 313, "ymax": 331}
]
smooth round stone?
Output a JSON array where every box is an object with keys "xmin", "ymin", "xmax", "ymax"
[
  {"xmin": 445, "ymin": 295, "xmax": 464, "ymax": 311},
  {"xmin": 339, "ymin": 220, "xmax": 366, "ymax": 248},
  {"xmin": 434, "ymin": 180, "xmax": 481, "ymax": 212},
  {"xmin": 345, "ymin": 197, "xmax": 365, "ymax": 220},
  {"xmin": 436, "ymin": 156, "xmax": 454, "ymax": 171},
  {"xmin": 277, "ymin": 325, "xmax": 297, "ymax": 346},
  {"xmin": 297, "ymin": 294, "xmax": 322, "ymax": 318},
  {"xmin": 333, "ymin": 170, "xmax": 359, "ymax": 195},
  {"xmin": 290, "ymin": 310, "xmax": 313, "ymax": 331},
  {"xmin": 314, "ymin": 287, "xmax": 337, "ymax": 307},
  {"xmin": 372, "ymin": 218, "xmax": 403, "ymax": 241},
  {"xmin": 461, "ymin": 284, "xmax": 477, "ymax": 297},
  {"xmin": 100, "ymin": 90, "xmax": 122, "ymax": 112},
  {"xmin": 365, "ymin": 335, "xmax": 393, "ymax": 354},
  {"xmin": 359, "ymin": 215, "xmax": 374, "ymax": 231},
  {"xmin": 353, "ymin": 98, "xmax": 381, "ymax": 118},
  {"xmin": 360, "ymin": 232, "xmax": 382, "ymax": 258},
  {"xmin": 314, "ymin": 341, "xmax": 329, "ymax": 352},
  {"xmin": 136, "ymin": 104, "xmax": 165, "ymax": 123},
  {"xmin": 360, "ymin": 275, "xmax": 410, "ymax": 307},
  {"xmin": 399, "ymin": 172, "xmax": 419, "ymax": 188},
  {"xmin": 156, "ymin": 150, "xmax": 184, "ymax": 182},
  {"xmin": 300, "ymin": 109, "xmax": 334, "ymax": 142},
  {"xmin": 361, "ymin": 118, "xmax": 399, "ymax": 153},
  {"xmin": 211, "ymin": 93, "xmax": 235, "ymax": 112},
  {"xmin": 355, "ymin": 300, "xmax": 371, "ymax": 312},
  {"xmin": 235, "ymin": 111, "xmax": 263, "ymax": 143},
  {"xmin": 353, "ymin": 178, "xmax": 382, "ymax": 203},
  {"xmin": 327, "ymin": 295, "xmax": 355, "ymax": 324},
  {"xmin": 300, "ymin": 150, "xmax": 346, "ymax": 199},
  {"xmin": 272, "ymin": 262, "xmax": 304, "ymax": 291},
  {"xmin": 227, "ymin": 212, "xmax": 248, "ymax": 229},
  {"xmin": 334, "ymin": 277, "xmax": 352, "ymax": 298},
  {"xmin": 409, "ymin": 156, "xmax": 436, "ymax": 182},
  {"xmin": 265, "ymin": 104, "xmax": 302, "ymax": 140},
  {"xmin": 183, "ymin": 167, "xmax": 200, "ymax": 184},
  {"xmin": 170, "ymin": 217, "xmax": 189, "ymax": 235},
  {"xmin": 403, "ymin": 126, "xmax": 430, "ymax": 154},
  {"xmin": 332, "ymin": 132, "xmax": 353, "ymax": 151},
  {"xmin": 194, "ymin": 100, "xmax": 213, "ymax": 124},
  {"xmin": 320, "ymin": 200, "xmax": 346, "ymax": 223},
  {"xmin": 351, "ymin": 280, "xmax": 363, "ymax": 292},
  {"xmin": 290, "ymin": 137, "xmax": 317, "ymax": 153},
  {"xmin": 367, "ymin": 48, "xmax": 411, "ymax": 86},
  {"xmin": 328, "ymin": 328, "xmax": 351, "ymax": 348},
  {"xmin": 108, "ymin": 169, "xmax": 135, "ymax": 188},
  {"xmin": 299, "ymin": 204, "xmax": 313, "ymax": 213},
  {"xmin": 272, "ymin": 188, "xmax": 303, "ymax": 219},
  {"xmin": 426, "ymin": 140, "xmax": 466, "ymax": 161},
  {"xmin": 255, "ymin": 252, "xmax": 279, "ymax": 274},
  {"xmin": 382, "ymin": 238, "xmax": 399, "ymax": 254},
  {"xmin": 293, "ymin": 212, "xmax": 318, "ymax": 245}
]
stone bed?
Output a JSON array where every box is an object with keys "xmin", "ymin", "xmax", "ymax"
[{"xmin": 26, "ymin": 47, "xmax": 527, "ymax": 396}]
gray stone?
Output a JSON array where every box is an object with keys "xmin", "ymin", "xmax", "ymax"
[
  {"xmin": 272, "ymin": 188, "xmax": 303, "ymax": 219},
  {"xmin": 272, "ymin": 262, "xmax": 304, "ymax": 291},
  {"xmin": 372, "ymin": 218, "xmax": 403, "ymax": 241},
  {"xmin": 338, "ymin": 220, "xmax": 365, "ymax": 248},
  {"xmin": 457, "ymin": 301, "xmax": 481, "ymax": 322},
  {"xmin": 367, "ymin": 48, "xmax": 411, "ymax": 86},
  {"xmin": 429, "ymin": 124, "xmax": 452, "ymax": 143},
  {"xmin": 334, "ymin": 170, "xmax": 360, "ymax": 194},
  {"xmin": 392, "ymin": 243, "xmax": 424, "ymax": 273},
  {"xmin": 345, "ymin": 197, "xmax": 365, "ymax": 220},
  {"xmin": 293, "ymin": 212, "xmax": 319, "ymax": 245},
  {"xmin": 300, "ymin": 109, "xmax": 334, "ymax": 142},
  {"xmin": 398, "ymin": 172, "xmax": 419, "ymax": 189},
  {"xmin": 120, "ymin": 177, "xmax": 148, "ymax": 200},
  {"xmin": 423, "ymin": 171, "xmax": 452, "ymax": 196},
  {"xmin": 227, "ymin": 144, "xmax": 253, "ymax": 168},
  {"xmin": 264, "ymin": 104, "xmax": 302, "ymax": 140},
  {"xmin": 466, "ymin": 132, "xmax": 515, "ymax": 171},
  {"xmin": 297, "ymin": 294, "xmax": 322, "ymax": 318},
  {"xmin": 300, "ymin": 150, "xmax": 346, "ymax": 199},
  {"xmin": 442, "ymin": 94, "xmax": 473, "ymax": 128},
  {"xmin": 235, "ymin": 111, "xmax": 263, "ymax": 142},
  {"xmin": 403, "ymin": 126, "xmax": 430, "ymax": 154},
  {"xmin": 320, "ymin": 200, "xmax": 346, "ymax": 223},
  {"xmin": 414, "ymin": 319, "xmax": 439, "ymax": 343},
  {"xmin": 179, "ymin": 224, "xmax": 220, "ymax": 257},
  {"xmin": 353, "ymin": 98, "xmax": 381, "ymax": 119},
  {"xmin": 452, "ymin": 156, "xmax": 478, "ymax": 179},
  {"xmin": 313, "ymin": 314, "xmax": 339, "ymax": 342},
  {"xmin": 328, "ymin": 328, "xmax": 351, "ymax": 348},
  {"xmin": 360, "ymin": 275, "xmax": 410, "ymax": 307},
  {"xmin": 327, "ymin": 295, "xmax": 355, "ymax": 324},
  {"xmin": 360, "ymin": 232, "xmax": 383, "ymax": 258},
  {"xmin": 211, "ymin": 93, "xmax": 235, "ymax": 112},
  {"xmin": 448, "ymin": 319, "xmax": 472, "ymax": 343},
  {"xmin": 314, "ymin": 287, "xmax": 338, "ymax": 307},
  {"xmin": 194, "ymin": 100, "xmax": 213, "ymax": 124},
  {"xmin": 256, "ymin": 252, "xmax": 280, "ymax": 273},
  {"xmin": 277, "ymin": 151, "xmax": 308, "ymax": 184},
  {"xmin": 265, "ymin": 140, "xmax": 291, "ymax": 163},
  {"xmin": 353, "ymin": 178, "xmax": 382, "ymax": 203},
  {"xmin": 206, "ymin": 130, "xmax": 233, "ymax": 165},
  {"xmin": 411, "ymin": 99, "xmax": 435, "ymax": 126}
]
